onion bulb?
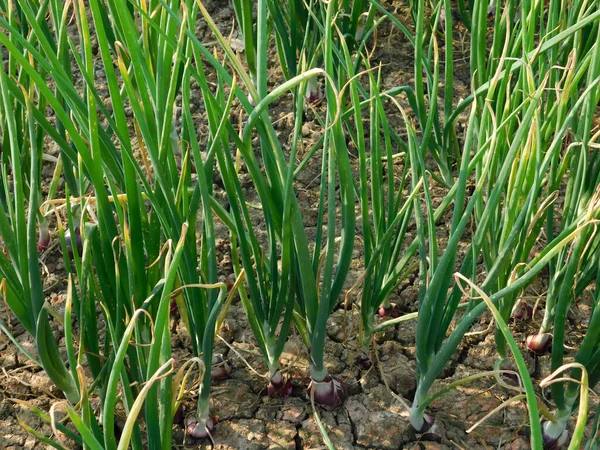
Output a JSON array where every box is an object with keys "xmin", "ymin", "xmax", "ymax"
[
  {"xmin": 308, "ymin": 375, "xmax": 346, "ymax": 408},
  {"xmin": 37, "ymin": 222, "xmax": 50, "ymax": 252},
  {"xmin": 526, "ymin": 333, "xmax": 551, "ymax": 354},
  {"xmin": 305, "ymin": 77, "xmax": 322, "ymax": 103},
  {"xmin": 541, "ymin": 419, "xmax": 569, "ymax": 449},
  {"xmin": 185, "ymin": 415, "xmax": 215, "ymax": 439},
  {"xmin": 511, "ymin": 301, "xmax": 533, "ymax": 321},
  {"xmin": 210, "ymin": 354, "xmax": 231, "ymax": 381},
  {"xmin": 377, "ymin": 305, "xmax": 400, "ymax": 318},
  {"xmin": 410, "ymin": 412, "xmax": 435, "ymax": 434},
  {"xmin": 64, "ymin": 227, "xmax": 82, "ymax": 258},
  {"xmin": 267, "ymin": 370, "xmax": 292, "ymax": 397}
]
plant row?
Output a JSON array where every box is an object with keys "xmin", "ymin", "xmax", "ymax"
[{"xmin": 0, "ymin": 0, "xmax": 600, "ymax": 449}]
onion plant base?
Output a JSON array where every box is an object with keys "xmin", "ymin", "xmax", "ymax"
[
  {"xmin": 210, "ymin": 354, "xmax": 231, "ymax": 381},
  {"xmin": 377, "ymin": 304, "xmax": 401, "ymax": 318},
  {"xmin": 542, "ymin": 420, "xmax": 569, "ymax": 450},
  {"xmin": 409, "ymin": 406, "xmax": 436, "ymax": 435},
  {"xmin": 511, "ymin": 301, "xmax": 533, "ymax": 321},
  {"xmin": 526, "ymin": 333, "xmax": 552, "ymax": 355},
  {"xmin": 37, "ymin": 225, "xmax": 50, "ymax": 252},
  {"xmin": 184, "ymin": 415, "xmax": 215, "ymax": 440},
  {"xmin": 267, "ymin": 370, "xmax": 293, "ymax": 397},
  {"xmin": 64, "ymin": 227, "xmax": 82, "ymax": 258},
  {"xmin": 308, "ymin": 375, "xmax": 346, "ymax": 409},
  {"xmin": 305, "ymin": 77, "xmax": 323, "ymax": 104}
]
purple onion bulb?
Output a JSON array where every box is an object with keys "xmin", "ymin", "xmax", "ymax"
[
  {"xmin": 409, "ymin": 408, "xmax": 436, "ymax": 434},
  {"xmin": 210, "ymin": 354, "xmax": 231, "ymax": 381},
  {"xmin": 37, "ymin": 223, "xmax": 50, "ymax": 252},
  {"xmin": 267, "ymin": 370, "xmax": 293, "ymax": 397},
  {"xmin": 64, "ymin": 227, "xmax": 82, "ymax": 258},
  {"xmin": 307, "ymin": 375, "xmax": 346, "ymax": 409},
  {"xmin": 511, "ymin": 301, "xmax": 533, "ymax": 321},
  {"xmin": 377, "ymin": 305, "xmax": 400, "ymax": 318},
  {"xmin": 542, "ymin": 419, "xmax": 569, "ymax": 449},
  {"xmin": 185, "ymin": 415, "xmax": 215, "ymax": 439},
  {"xmin": 305, "ymin": 77, "xmax": 322, "ymax": 103},
  {"xmin": 526, "ymin": 333, "xmax": 551, "ymax": 354}
]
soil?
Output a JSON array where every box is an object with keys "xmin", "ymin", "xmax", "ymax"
[{"xmin": 1, "ymin": 1, "xmax": 598, "ymax": 449}]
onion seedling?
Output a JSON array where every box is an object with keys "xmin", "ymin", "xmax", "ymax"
[
  {"xmin": 196, "ymin": 0, "xmax": 356, "ymax": 407},
  {"xmin": 190, "ymin": 1, "xmax": 303, "ymax": 397},
  {"xmin": 294, "ymin": 0, "xmax": 357, "ymax": 407}
]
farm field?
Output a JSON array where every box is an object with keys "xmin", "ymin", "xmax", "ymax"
[{"xmin": 1, "ymin": 0, "xmax": 600, "ymax": 449}]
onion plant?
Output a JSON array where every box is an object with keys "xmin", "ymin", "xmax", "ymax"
[
  {"xmin": 400, "ymin": 5, "xmax": 600, "ymax": 448},
  {"xmin": 195, "ymin": 68, "xmax": 300, "ymax": 398},
  {"xmin": 184, "ymin": 0, "xmax": 303, "ymax": 398},
  {"xmin": 349, "ymin": 64, "xmax": 422, "ymax": 354},
  {"xmin": 301, "ymin": 32, "xmax": 355, "ymax": 410},
  {"xmin": 0, "ymin": 0, "xmax": 239, "ymax": 446},
  {"xmin": 291, "ymin": 0, "xmax": 356, "ymax": 408},
  {"xmin": 194, "ymin": 0, "xmax": 356, "ymax": 407}
]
